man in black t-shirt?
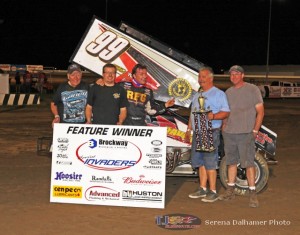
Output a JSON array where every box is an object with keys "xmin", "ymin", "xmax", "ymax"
[
  {"xmin": 51, "ymin": 63, "xmax": 89, "ymax": 126},
  {"xmin": 86, "ymin": 64, "xmax": 128, "ymax": 125}
]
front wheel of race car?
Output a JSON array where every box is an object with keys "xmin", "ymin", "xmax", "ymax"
[{"xmin": 219, "ymin": 151, "xmax": 269, "ymax": 196}]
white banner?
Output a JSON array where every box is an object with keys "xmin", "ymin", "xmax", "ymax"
[{"xmin": 50, "ymin": 123, "xmax": 167, "ymax": 209}]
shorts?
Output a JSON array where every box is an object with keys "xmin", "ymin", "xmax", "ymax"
[
  {"xmin": 191, "ymin": 129, "xmax": 220, "ymax": 170},
  {"xmin": 222, "ymin": 132, "xmax": 256, "ymax": 168}
]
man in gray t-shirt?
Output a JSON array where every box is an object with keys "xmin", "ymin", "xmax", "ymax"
[{"xmin": 219, "ymin": 65, "xmax": 264, "ymax": 208}]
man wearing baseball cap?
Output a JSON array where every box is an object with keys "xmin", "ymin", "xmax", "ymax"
[
  {"xmin": 219, "ymin": 65, "xmax": 264, "ymax": 208},
  {"xmin": 229, "ymin": 65, "xmax": 244, "ymax": 74},
  {"xmin": 51, "ymin": 63, "xmax": 89, "ymax": 125},
  {"xmin": 67, "ymin": 63, "xmax": 82, "ymax": 74}
]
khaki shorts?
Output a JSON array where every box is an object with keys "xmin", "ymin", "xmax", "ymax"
[{"xmin": 222, "ymin": 132, "xmax": 256, "ymax": 168}]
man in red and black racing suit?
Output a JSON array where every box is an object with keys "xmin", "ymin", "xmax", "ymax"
[{"xmin": 121, "ymin": 64, "xmax": 175, "ymax": 126}]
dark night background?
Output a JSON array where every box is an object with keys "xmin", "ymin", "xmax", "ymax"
[{"xmin": 0, "ymin": 0, "xmax": 298, "ymax": 73}]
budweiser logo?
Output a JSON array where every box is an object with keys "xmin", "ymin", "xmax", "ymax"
[{"xmin": 122, "ymin": 175, "xmax": 161, "ymax": 185}]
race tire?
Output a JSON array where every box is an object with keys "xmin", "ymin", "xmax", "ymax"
[{"xmin": 219, "ymin": 151, "xmax": 269, "ymax": 196}]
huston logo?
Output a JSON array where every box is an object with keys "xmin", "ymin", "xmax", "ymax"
[
  {"xmin": 76, "ymin": 138, "xmax": 142, "ymax": 171},
  {"xmin": 122, "ymin": 190, "xmax": 163, "ymax": 201}
]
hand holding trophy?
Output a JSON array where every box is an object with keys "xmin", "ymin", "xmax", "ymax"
[{"xmin": 192, "ymin": 88, "xmax": 215, "ymax": 152}]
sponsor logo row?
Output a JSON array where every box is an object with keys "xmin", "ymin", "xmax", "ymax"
[{"xmin": 53, "ymin": 172, "xmax": 162, "ymax": 185}]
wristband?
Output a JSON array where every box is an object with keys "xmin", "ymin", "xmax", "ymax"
[
  {"xmin": 252, "ymin": 130, "xmax": 258, "ymax": 134},
  {"xmin": 54, "ymin": 115, "xmax": 60, "ymax": 119}
]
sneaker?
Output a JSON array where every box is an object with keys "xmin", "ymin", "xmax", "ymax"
[
  {"xmin": 218, "ymin": 185, "xmax": 235, "ymax": 201},
  {"xmin": 249, "ymin": 190, "xmax": 259, "ymax": 208},
  {"xmin": 201, "ymin": 190, "xmax": 219, "ymax": 203},
  {"xmin": 188, "ymin": 188, "xmax": 208, "ymax": 198}
]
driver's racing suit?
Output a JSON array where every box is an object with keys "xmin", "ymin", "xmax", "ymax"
[{"xmin": 120, "ymin": 80, "xmax": 166, "ymax": 126}]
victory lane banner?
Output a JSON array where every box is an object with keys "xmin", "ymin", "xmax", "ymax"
[
  {"xmin": 50, "ymin": 123, "xmax": 167, "ymax": 209},
  {"xmin": 70, "ymin": 16, "xmax": 199, "ymax": 108}
]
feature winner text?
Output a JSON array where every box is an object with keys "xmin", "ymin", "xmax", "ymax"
[{"xmin": 66, "ymin": 126, "xmax": 153, "ymax": 137}]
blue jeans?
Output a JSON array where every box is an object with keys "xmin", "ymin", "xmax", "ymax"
[{"xmin": 191, "ymin": 129, "xmax": 220, "ymax": 170}]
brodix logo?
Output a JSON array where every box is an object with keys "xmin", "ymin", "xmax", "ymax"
[{"xmin": 76, "ymin": 138, "xmax": 142, "ymax": 171}]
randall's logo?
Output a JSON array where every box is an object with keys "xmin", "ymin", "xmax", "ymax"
[{"xmin": 91, "ymin": 175, "xmax": 113, "ymax": 183}]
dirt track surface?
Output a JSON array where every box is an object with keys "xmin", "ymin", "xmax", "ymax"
[{"xmin": 0, "ymin": 96, "xmax": 299, "ymax": 235}]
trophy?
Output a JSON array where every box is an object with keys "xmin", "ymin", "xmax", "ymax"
[{"xmin": 192, "ymin": 89, "xmax": 215, "ymax": 152}]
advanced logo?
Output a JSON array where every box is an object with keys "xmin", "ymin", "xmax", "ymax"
[
  {"xmin": 156, "ymin": 214, "xmax": 201, "ymax": 230},
  {"xmin": 52, "ymin": 186, "xmax": 82, "ymax": 198},
  {"xmin": 76, "ymin": 138, "xmax": 142, "ymax": 171},
  {"xmin": 85, "ymin": 186, "xmax": 120, "ymax": 201}
]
